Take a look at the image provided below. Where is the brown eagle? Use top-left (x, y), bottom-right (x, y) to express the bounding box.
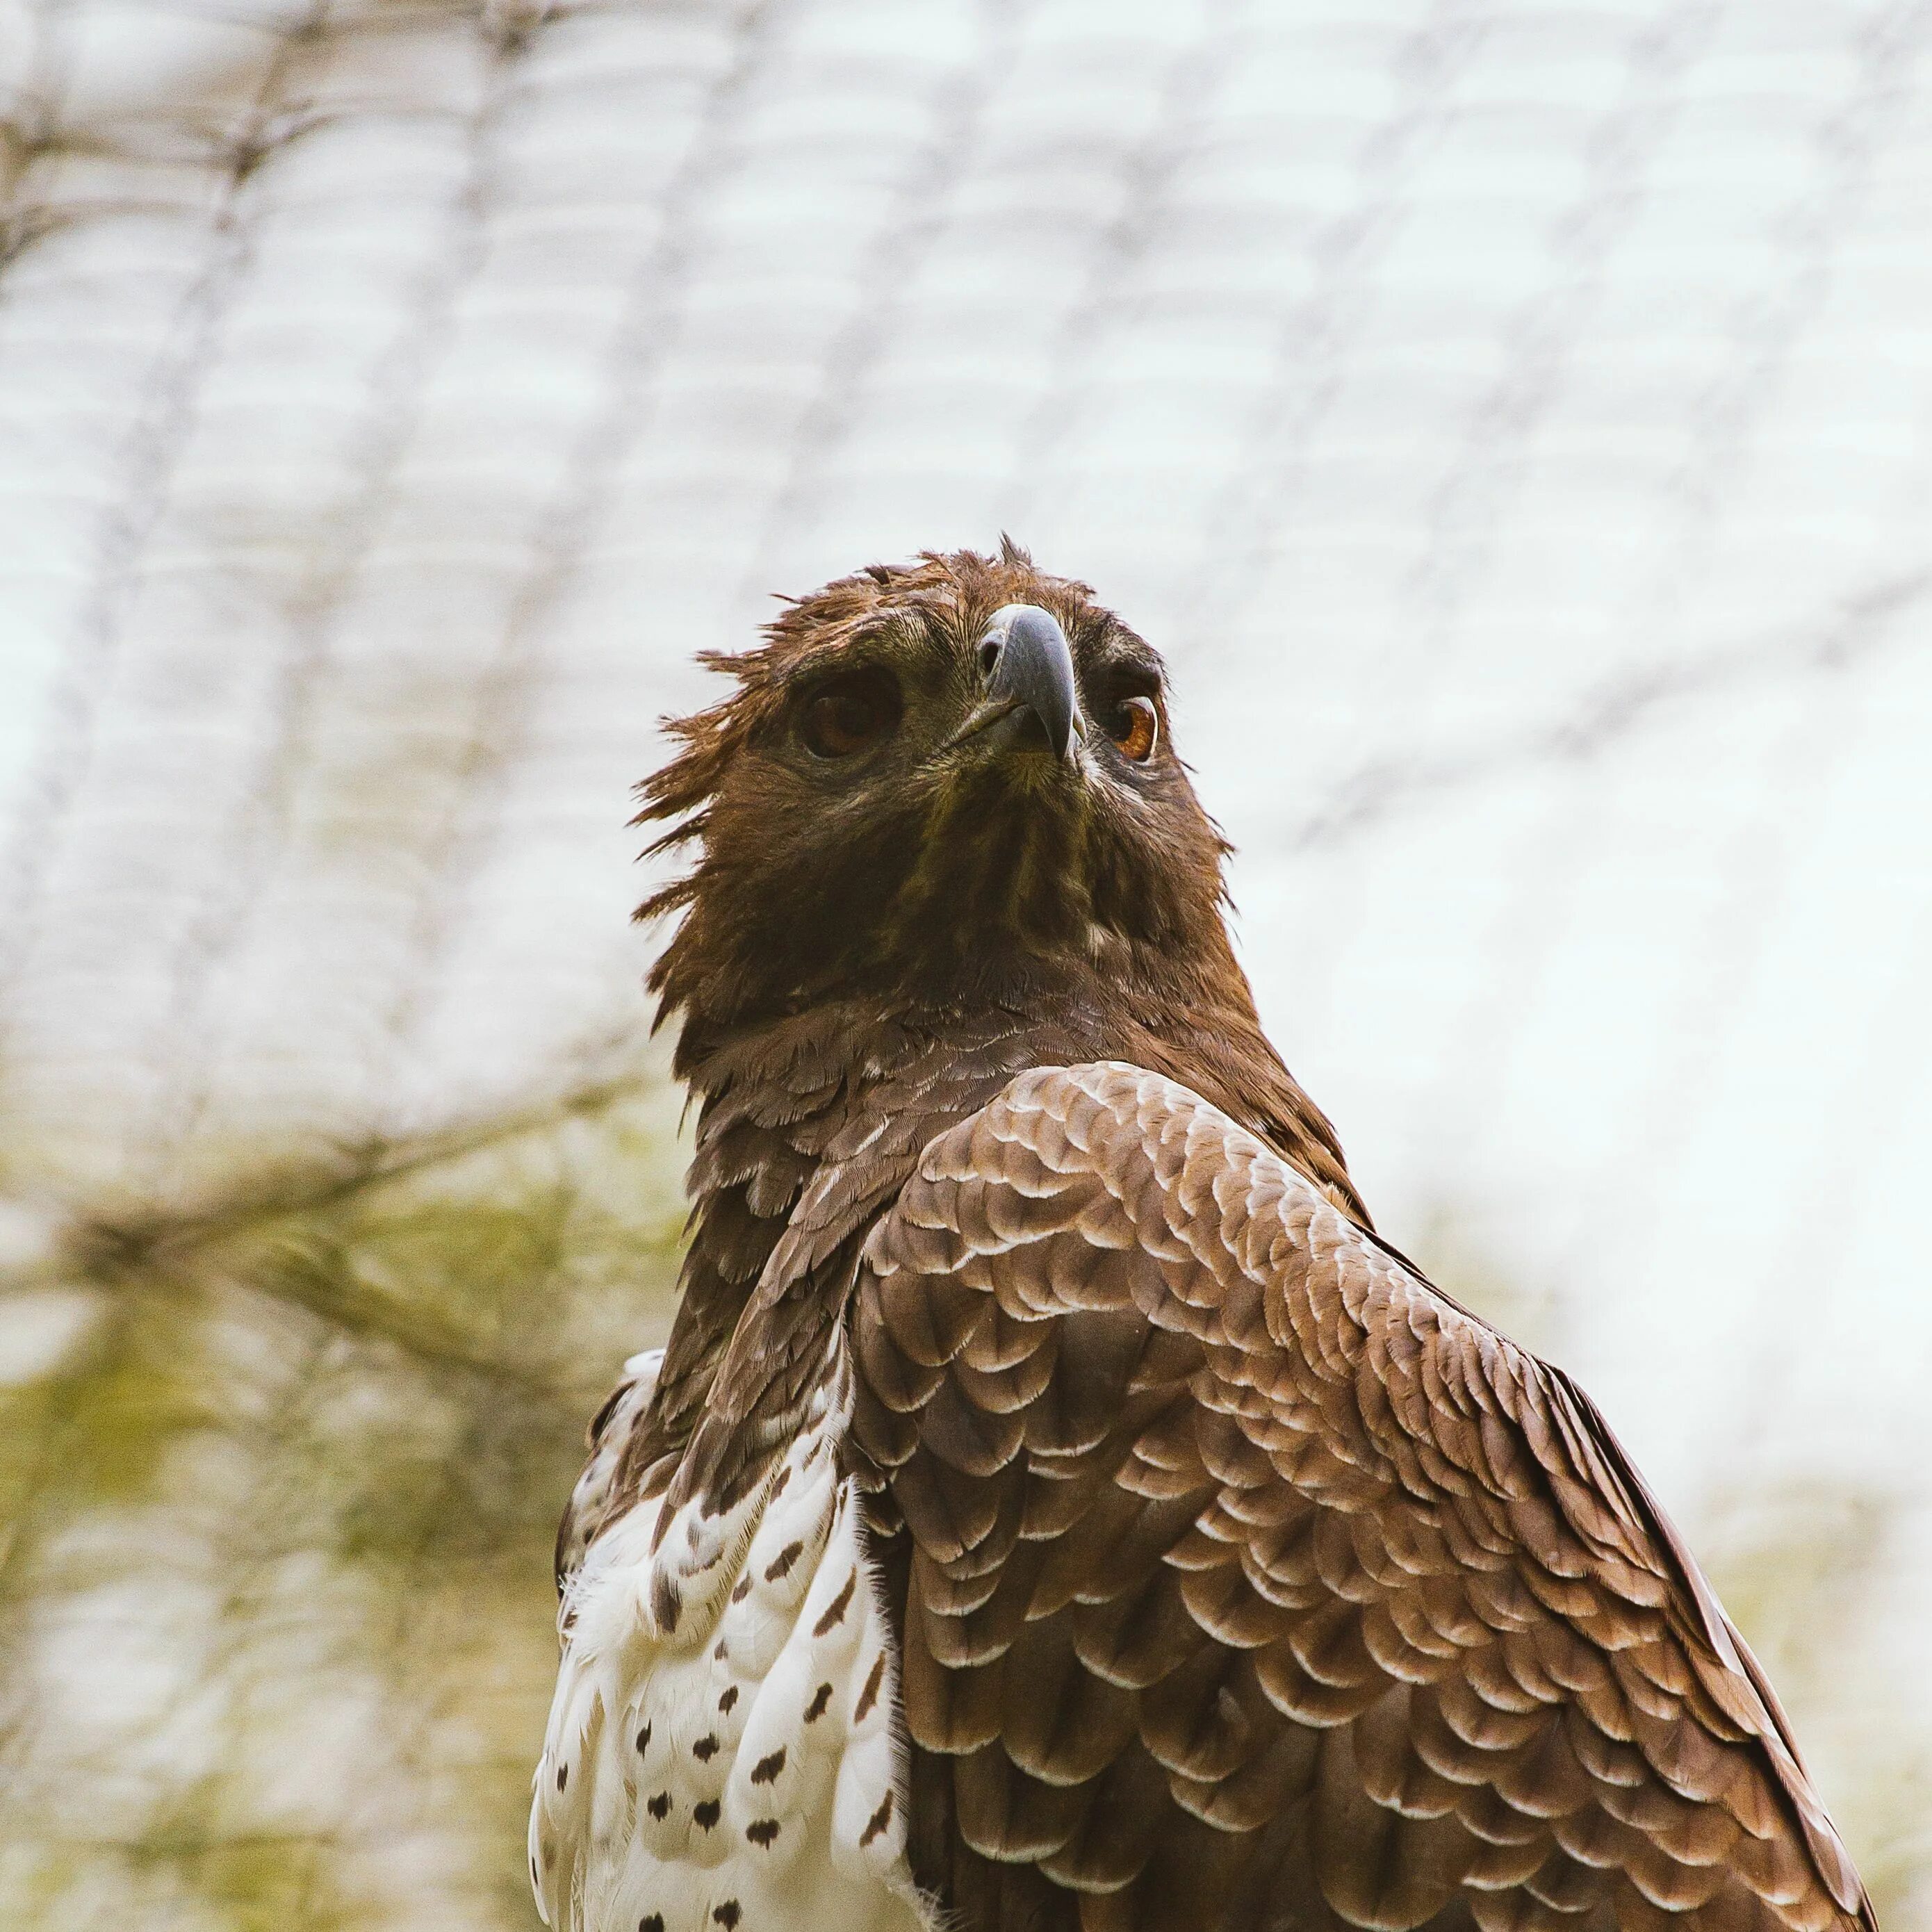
top-left (531, 544), bottom-right (1874, 1932)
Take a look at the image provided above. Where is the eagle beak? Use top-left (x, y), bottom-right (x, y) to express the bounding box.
top-left (951, 604), bottom-right (1086, 763)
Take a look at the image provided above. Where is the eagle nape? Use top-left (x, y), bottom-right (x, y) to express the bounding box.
top-left (532, 544), bottom-right (1876, 1932)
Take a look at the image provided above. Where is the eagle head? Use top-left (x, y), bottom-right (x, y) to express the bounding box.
top-left (637, 543), bottom-right (1244, 1032)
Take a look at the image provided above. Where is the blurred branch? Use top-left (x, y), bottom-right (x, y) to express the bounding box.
top-left (60, 1066), bottom-right (655, 1278)
top-left (31, 1063), bottom-right (667, 1403)
top-left (1285, 568), bottom-right (1931, 851)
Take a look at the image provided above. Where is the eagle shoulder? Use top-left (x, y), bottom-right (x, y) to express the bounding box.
top-left (851, 1059), bottom-right (1874, 1932)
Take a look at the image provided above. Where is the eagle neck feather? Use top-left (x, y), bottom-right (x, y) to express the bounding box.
top-left (617, 972), bottom-right (1365, 1527)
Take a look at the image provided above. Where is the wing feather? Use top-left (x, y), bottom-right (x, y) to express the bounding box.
top-left (854, 1062), bottom-right (1874, 1932)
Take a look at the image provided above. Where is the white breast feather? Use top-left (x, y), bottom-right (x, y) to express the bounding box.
top-left (531, 1352), bottom-right (933, 1932)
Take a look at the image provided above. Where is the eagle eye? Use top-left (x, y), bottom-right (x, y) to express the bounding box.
top-left (798, 667), bottom-right (902, 760)
top-left (1107, 693), bottom-right (1160, 764)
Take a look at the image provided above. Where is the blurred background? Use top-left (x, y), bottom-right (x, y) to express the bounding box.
top-left (1, 0), bottom-right (1929, 1926)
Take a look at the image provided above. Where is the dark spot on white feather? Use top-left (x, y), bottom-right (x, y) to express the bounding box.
top-left (555, 1762), bottom-right (567, 1790)
top-left (694, 1799), bottom-right (721, 1831)
top-left (813, 1571), bottom-right (856, 1635)
top-left (714, 1638), bottom-right (728, 1661)
top-left (730, 1575), bottom-right (751, 1603)
top-left (718, 1685), bottom-right (738, 1714)
top-left (860, 1792), bottom-right (894, 1847)
top-left (747, 1819), bottom-right (780, 1847)
top-left (750, 1747), bottom-right (786, 1785)
top-left (854, 1653), bottom-right (885, 1721)
top-left (651, 1575), bottom-right (681, 1633)
top-left (765, 1540), bottom-right (803, 1582)
top-left (646, 1792), bottom-right (671, 1820)
top-left (805, 1682), bottom-right (833, 1722)
top-left (713, 1906), bottom-right (740, 1929)
top-left (636, 1724), bottom-right (651, 1753)
top-left (641, 1916), bottom-right (664, 1932)
top-left (694, 1734), bottom-right (719, 1762)
top-left (769, 1465), bottom-right (791, 1498)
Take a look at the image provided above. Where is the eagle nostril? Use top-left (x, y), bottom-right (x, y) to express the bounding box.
top-left (977, 639), bottom-right (1001, 680)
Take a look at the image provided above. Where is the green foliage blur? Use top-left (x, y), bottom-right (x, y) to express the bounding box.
top-left (0, 1069), bottom-right (687, 1931)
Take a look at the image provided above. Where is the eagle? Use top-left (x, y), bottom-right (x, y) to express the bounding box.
top-left (531, 544), bottom-right (1874, 1932)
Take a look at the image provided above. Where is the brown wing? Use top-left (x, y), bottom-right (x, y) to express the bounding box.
top-left (851, 1062), bottom-right (1874, 1932)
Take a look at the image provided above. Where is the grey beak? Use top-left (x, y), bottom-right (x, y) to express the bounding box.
top-left (979, 604), bottom-right (1083, 762)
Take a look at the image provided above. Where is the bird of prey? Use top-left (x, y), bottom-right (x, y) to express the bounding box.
top-left (531, 544), bottom-right (1874, 1932)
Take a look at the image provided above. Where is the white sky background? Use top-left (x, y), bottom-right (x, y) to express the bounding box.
top-left (0, 0), bottom-right (1929, 1904)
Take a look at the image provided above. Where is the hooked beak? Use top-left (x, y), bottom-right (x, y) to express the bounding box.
top-left (949, 604), bottom-right (1086, 763)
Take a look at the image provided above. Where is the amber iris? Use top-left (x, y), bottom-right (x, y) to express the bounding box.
top-left (1111, 694), bottom-right (1159, 763)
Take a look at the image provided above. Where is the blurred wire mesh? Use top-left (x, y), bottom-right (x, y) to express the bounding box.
top-left (1, 0), bottom-right (1929, 1926)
